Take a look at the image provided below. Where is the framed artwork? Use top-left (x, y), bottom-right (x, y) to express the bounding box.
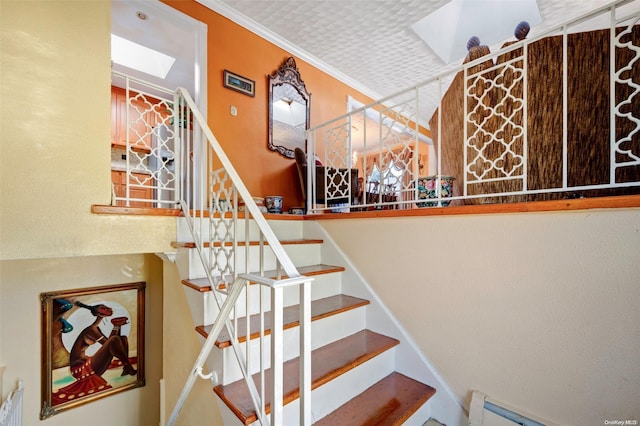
top-left (223, 70), bottom-right (255, 97)
top-left (40, 282), bottom-right (145, 419)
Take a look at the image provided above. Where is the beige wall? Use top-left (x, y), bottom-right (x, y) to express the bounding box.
top-left (319, 208), bottom-right (640, 426)
top-left (0, 254), bottom-right (163, 426)
top-left (162, 260), bottom-right (222, 426)
top-left (0, 0), bottom-right (176, 261)
top-left (0, 2), bottom-right (171, 425)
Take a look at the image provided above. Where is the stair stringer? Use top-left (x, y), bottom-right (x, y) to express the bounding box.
top-left (302, 220), bottom-right (468, 426)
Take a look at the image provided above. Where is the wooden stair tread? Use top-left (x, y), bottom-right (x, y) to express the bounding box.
top-left (314, 372), bottom-right (436, 426)
top-left (182, 264), bottom-right (346, 292)
top-left (171, 238), bottom-right (323, 249)
top-left (196, 294), bottom-right (369, 348)
top-left (214, 330), bottom-right (400, 425)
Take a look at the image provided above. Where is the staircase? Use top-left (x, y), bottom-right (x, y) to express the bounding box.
top-left (172, 214), bottom-right (465, 425)
top-left (145, 86), bottom-right (466, 425)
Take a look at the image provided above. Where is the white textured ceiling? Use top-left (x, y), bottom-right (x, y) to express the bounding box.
top-left (206, 0), bottom-right (632, 99)
top-left (111, 0), bottom-right (200, 96)
top-left (112, 0), bottom-right (640, 117)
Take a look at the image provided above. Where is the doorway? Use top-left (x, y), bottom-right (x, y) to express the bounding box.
top-left (110, 0), bottom-right (207, 208)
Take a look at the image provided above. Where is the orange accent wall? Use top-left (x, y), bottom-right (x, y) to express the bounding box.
top-left (162, 0), bottom-right (375, 210)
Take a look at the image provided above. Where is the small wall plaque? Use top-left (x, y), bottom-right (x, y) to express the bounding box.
top-left (224, 70), bottom-right (255, 97)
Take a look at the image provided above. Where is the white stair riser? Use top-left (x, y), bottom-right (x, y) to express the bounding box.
top-left (215, 395), bottom-right (246, 426)
top-left (177, 217), bottom-right (305, 242)
top-left (185, 244), bottom-right (322, 280)
top-left (241, 348), bottom-right (397, 426)
top-left (205, 307), bottom-right (367, 386)
top-left (182, 285), bottom-right (219, 329)
top-left (405, 389), bottom-right (466, 426)
top-left (173, 247), bottom-right (192, 285)
top-left (403, 398), bottom-right (435, 426)
top-left (188, 272), bottom-right (343, 326)
top-left (307, 349), bottom-right (396, 423)
top-left (291, 273), bottom-right (342, 304)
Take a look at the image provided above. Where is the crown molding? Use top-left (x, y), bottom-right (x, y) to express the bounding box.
top-left (195, 0), bottom-right (382, 101)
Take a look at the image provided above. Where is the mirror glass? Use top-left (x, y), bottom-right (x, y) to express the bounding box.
top-left (268, 57), bottom-right (311, 158)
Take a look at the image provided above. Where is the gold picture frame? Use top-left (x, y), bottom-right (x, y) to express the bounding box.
top-left (40, 282), bottom-right (145, 419)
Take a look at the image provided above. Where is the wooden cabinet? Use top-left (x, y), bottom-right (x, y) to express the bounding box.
top-left (111, 170), bottom-right (153, 207)
top-left (111, 86), bottom-right (157, 151)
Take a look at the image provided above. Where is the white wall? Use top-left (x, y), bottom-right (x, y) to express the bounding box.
top-left (319, 208), bottom-right (640, 426)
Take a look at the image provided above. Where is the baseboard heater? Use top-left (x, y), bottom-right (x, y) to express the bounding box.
top-left (469, 391), bottom-right (551, 426)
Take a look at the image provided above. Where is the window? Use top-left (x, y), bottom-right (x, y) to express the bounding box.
top-left (368, 161), bottom-right (404, 195)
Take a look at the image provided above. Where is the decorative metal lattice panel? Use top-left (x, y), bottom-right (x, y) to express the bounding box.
top-left (465, 57), bottom-right (525, 186)
top-left (322, 120), bottom-right (353, 203)
top-left (208, 168), bottom-right (237, 286)
top-left (127, 92), bottom-right (177, 205)
top-left (613, 18), bottom-right (640, 180)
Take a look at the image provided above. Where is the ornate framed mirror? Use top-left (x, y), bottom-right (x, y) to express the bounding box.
top-left (268, 57), bottom-right (311, 159)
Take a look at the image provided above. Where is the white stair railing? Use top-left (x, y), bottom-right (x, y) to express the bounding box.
top-left (307, 0), bottom-right (640, 213)
top-left (167, 87), bottom-right (313, 425)
top-left (110, 74), bottom-right (314, 423)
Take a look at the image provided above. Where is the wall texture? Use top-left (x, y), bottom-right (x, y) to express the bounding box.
top-left (0, 254), bottom-right (163, 426)
top-left (0, 1), bottom-right (168, 424)
top-left (0, 0), bottom-right (176, 261)
top-left (162, 260), bottom-right (222, 426)
top-left (319, 208), bottom-right (640, 425)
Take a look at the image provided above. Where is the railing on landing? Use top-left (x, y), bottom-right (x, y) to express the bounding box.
top-left (306, 0), bottom-right (640, 214)
top-left (111, 74), bottom-right (314, 424)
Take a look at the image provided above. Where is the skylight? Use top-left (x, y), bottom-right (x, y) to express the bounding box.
top-left (411, 0), bottom-right (542, 64)
top-left (111, 34), bottom-right (176, 79)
